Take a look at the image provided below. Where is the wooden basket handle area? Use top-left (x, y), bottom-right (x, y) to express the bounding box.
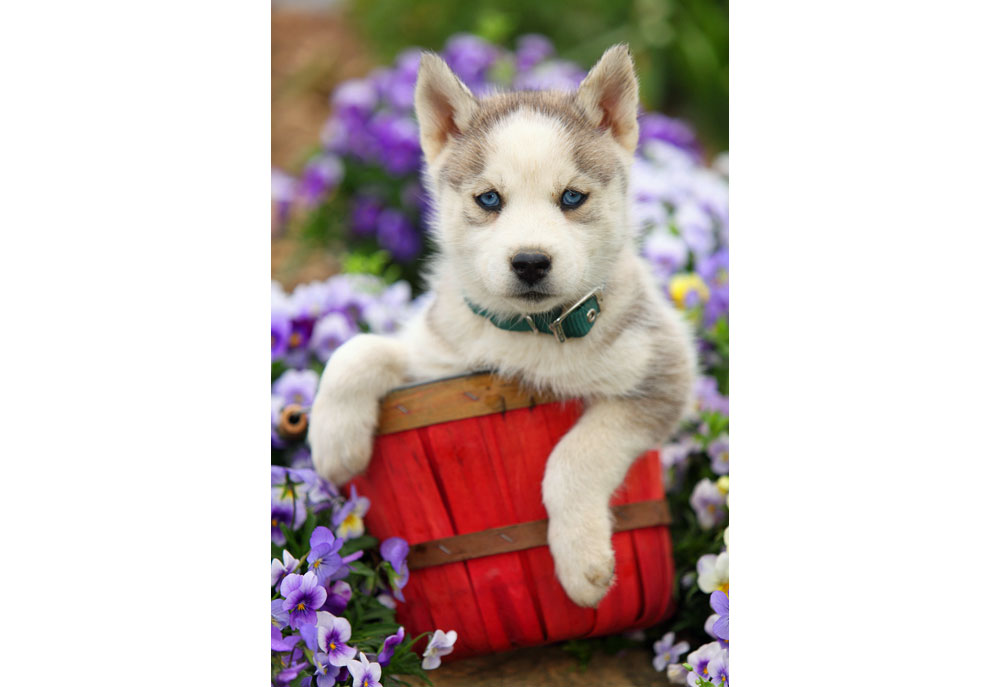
top-left (407, 500), bottom-right (671, 570)
top-left (375, 371), bottom-right (558, 435)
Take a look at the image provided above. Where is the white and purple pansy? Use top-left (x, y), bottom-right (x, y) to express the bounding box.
top-left (421, 629), bottom-right (457, 670)
top-left (315, 611), bottom-right (358, 667)
top-left (280, 571), bottom-right (328, 630)
top-left (346, 652), bottom-right (382, 687)
top-left (653, 631), bottom-right (691, 673)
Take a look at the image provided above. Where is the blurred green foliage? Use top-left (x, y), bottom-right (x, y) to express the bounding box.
top-left (345, 0), bottom-right (728, 150)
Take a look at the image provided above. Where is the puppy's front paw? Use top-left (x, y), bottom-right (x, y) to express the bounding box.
top-left (548, 518), bottom-right (616, 607)
top-left (307, 392), bottom-right (378, 486)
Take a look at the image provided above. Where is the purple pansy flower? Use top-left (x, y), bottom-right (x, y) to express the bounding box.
top-left (643, 228), bottom-right (689, 278)
top-left (422, 629), bottom-right (457, 670)
top-left (691, 478), bottom-right (727, 530)
top-left (639, 112), bottom-right (701, 159)
top-left (310, 650), bottom-right (335, 687)
top-left (271, 549), bottom-right (299, 587)
top-left (698, 248), bottom-right (729, 287)
top-left (322, 579), bottom-right (352, 616)
top-left (696, 376), bottom-right (729, 416)
top-left (710, 590), bottom-right (729, 641)
top-left (333, 78), bottom-right (378, 119)
top-left (271, 598), bottom-right (290, 628)
top-left (272, 368), bottom-right (319, 408)
top-left (334, 485), bottom-right (371, 539)
top-left (271, 625), bottom-right (300, 653)
top-left (708, 436), bottom-right (729, 475)
top-left (380, 537), bottom-right (410, 602)
top-left (274, 658), bottom-right (308, 686)
top-left (289, 446), bottom-right (314, 471)
top-left (290, 280), bottom-right (329, 321)
top-left (315, 611), bottom-right (358, 667)
top-left (310, 311), bottom-right (356, 363)
top-left (375, 208), bottom-right (421, 261)
top-left (325, 273), bottom-right (378, 322)
top-left (300, 154), bottom-right (344, 206)
top-left (347, 652), bottom-right (383, 687)
top-left (271, 497), bottom-right (305, 546)
top-left (271, 465), bottom-right (316, 490)
top-left (514, 34), bottom-right (554, 72)
top-left (272, 302), bottom-right (292, 359)
top-left (708, 649), bottom-right (729, 685)
top-left (686, 642), bottom-right (724, 687)
top-left (306, 646), bottom-right (351, 687)
top-left (376, 626), bottom-right (405, 666)
top-left (307, 527), bottom-right (354, 584)
top-left (514, 59), bottom-right (586, 91)
top-left (675, 200), bottom-right (715, 259)
top-left (271, 468), bottom-right (316, 532)
top-left (308, 474), bottom-right (340, 507)
top-left (281, 571), bottom-right (328, 630)
top-left (698, 248), bottom-right (729, 324)
top-left (442, 34), bottom-right (499, 92)
top-left (659, 436), bottom-right (697, 491)
top-left (369, 113), bottom-right (422, 175)
top-left (379, 49), bottom-right (421, 110)
top-left (653, 631), bottom-right (690, 672)
top-left (362, 281), bottom-right (413, 334)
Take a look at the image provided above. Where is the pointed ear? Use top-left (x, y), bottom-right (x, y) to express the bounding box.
top-left (575, 44), bottom-right (640, 153)
top-left (414, 53), bottom-right (478, 163)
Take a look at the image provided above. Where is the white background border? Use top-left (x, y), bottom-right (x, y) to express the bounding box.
top-left (3, 1), bottom-right (999, 683)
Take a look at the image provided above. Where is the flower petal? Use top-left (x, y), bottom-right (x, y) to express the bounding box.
top-left (311, 526), bottom-right (336, 549)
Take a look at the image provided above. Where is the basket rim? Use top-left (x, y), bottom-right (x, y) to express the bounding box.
top-left (377, 371), bottom-right (561, 435)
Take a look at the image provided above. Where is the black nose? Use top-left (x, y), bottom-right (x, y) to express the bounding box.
top-left (511, 251), bottom-right (551, 285)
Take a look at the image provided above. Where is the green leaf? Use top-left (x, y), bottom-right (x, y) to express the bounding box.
top-left (341, 534), bottom-right (379, 557)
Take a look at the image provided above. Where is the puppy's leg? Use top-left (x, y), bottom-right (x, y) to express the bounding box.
top-left (307, 333), bottom-right (410, 485)
top-left (542, 394), bottom-right (687, 607)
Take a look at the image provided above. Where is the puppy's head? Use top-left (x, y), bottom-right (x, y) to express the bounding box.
top-left (415, 45), bottom-right (639, 316)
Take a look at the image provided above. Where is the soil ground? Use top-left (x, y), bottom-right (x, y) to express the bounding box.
top-left (430, 645), bottom-right (666, 686)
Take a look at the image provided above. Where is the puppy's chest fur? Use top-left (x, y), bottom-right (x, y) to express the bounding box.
top-left (408, 254), bottom-right (679, 401)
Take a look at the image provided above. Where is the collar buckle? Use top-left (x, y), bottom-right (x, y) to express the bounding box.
top-left (549, 287), bottom-right (604, 343)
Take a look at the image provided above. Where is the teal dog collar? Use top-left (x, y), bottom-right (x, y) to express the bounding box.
top-left (467, 288), bottom-right (604, 342)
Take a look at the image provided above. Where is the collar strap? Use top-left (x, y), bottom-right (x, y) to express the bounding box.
top-left (466, 288), bottom-right (604, 342)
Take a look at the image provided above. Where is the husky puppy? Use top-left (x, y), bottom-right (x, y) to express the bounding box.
top-left (308, 45), bottom-right (696, 607)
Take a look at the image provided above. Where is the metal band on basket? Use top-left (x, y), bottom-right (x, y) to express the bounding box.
top-left (406, 499), bottom-right (671, 571)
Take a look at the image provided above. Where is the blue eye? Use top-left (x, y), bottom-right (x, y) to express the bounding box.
top-left (561, 189), bottom-right (587, 209)
top-left (475, 191), bottom-right (502, 210)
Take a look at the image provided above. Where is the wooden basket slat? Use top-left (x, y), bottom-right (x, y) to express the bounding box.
top-left (379, 431), bottom-right (493, 654)
top-left (510, 401), bottom-right (597, 640)
top-left (589, 461), bottom-right (644, 637)
top-left (422, 419), bottom-right (543, 653)
top-left (473, 411), bottom-right (559, 645)
top-left (467, 415), bottom-right (548, 650)
top-left (628, 452), bottom-right (674, 629)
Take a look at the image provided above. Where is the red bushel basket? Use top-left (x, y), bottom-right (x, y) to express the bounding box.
top-left (345, 372), bottom-right (675, 660)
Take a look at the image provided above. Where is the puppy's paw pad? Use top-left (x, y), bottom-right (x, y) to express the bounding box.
top-left (554, 547), bottom-right (616, 608)
top-left (585, 558), bottom-right (616, 588)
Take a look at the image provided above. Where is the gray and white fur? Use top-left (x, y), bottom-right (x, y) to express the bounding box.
top-left (308, 45), bottom-right (697, 607)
